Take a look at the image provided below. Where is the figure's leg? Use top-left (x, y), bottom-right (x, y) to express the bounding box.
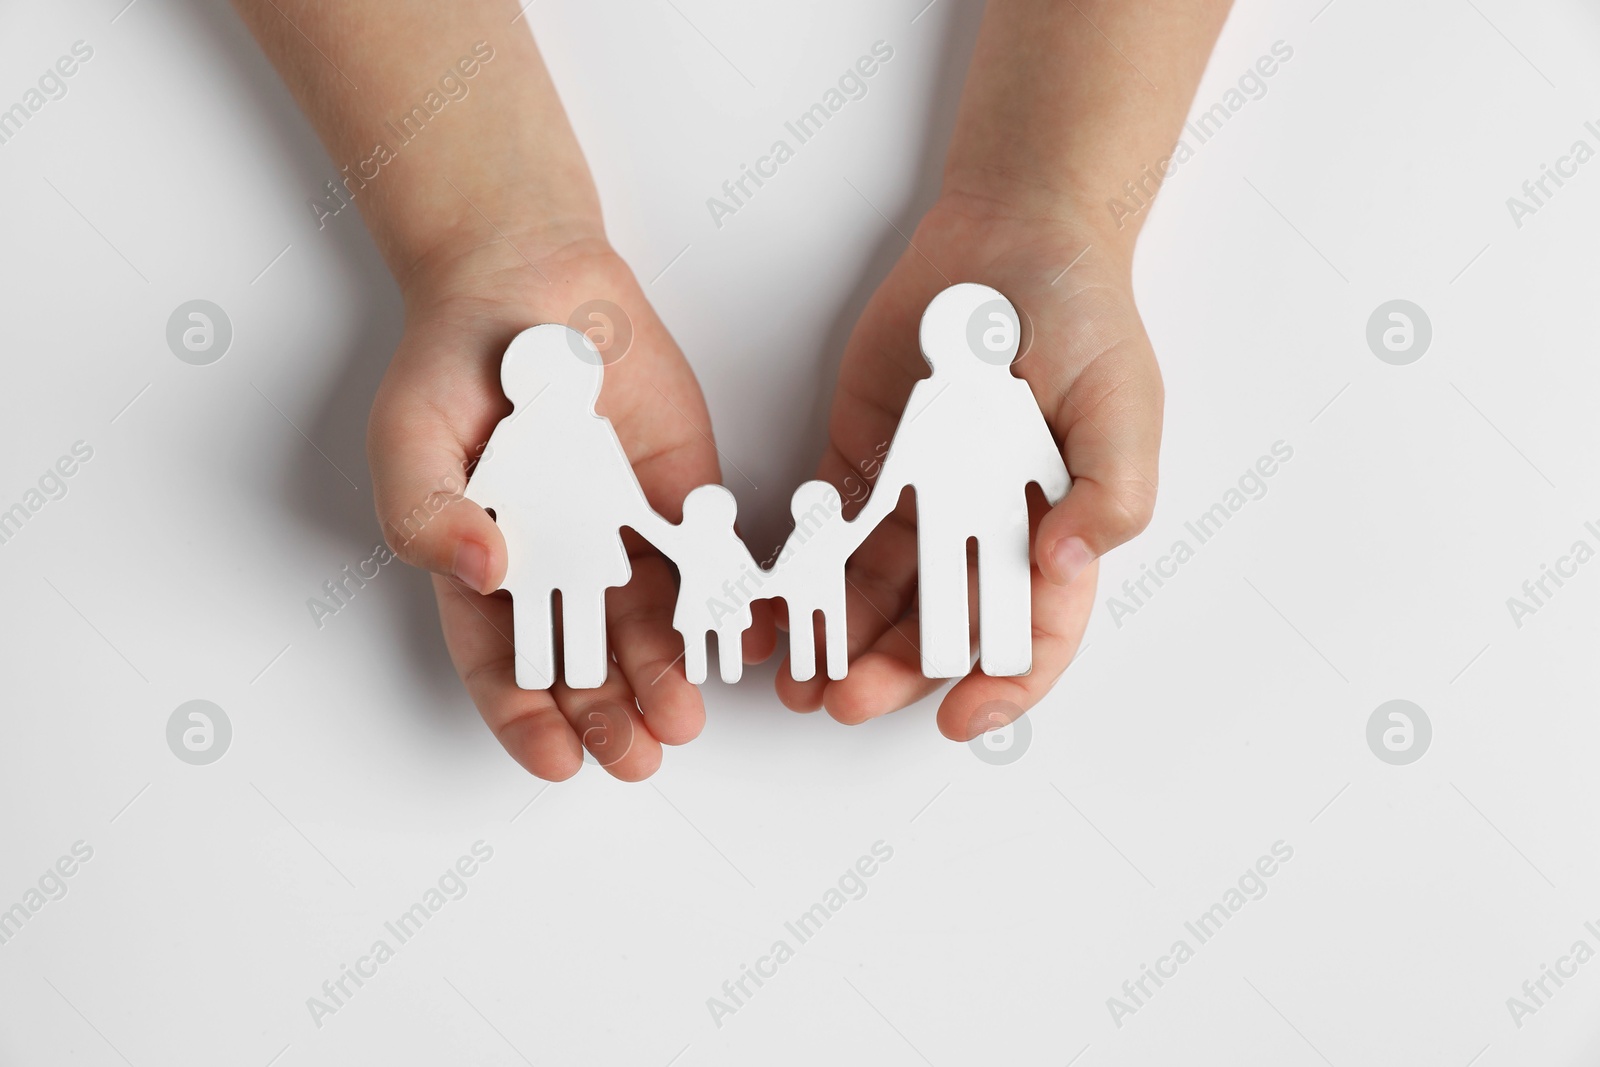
top-left (918, 533), bottom-right (971, 678)
top-left (788, 603), bottom-right (817, 682)
top-left (715, 626), bottom-right (744, 684)
top-left (561, 587), bottom-right (608, 689)
top-left (512, 588), bottom-right (556, 690)
top-left (977, 520), bottom-right (1033, 676)
top-left (681, 629), bottom-right (708, 685)
top-left (823, 589), bottom-right (849, 680)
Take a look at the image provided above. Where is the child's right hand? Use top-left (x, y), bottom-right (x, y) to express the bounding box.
top-left (368, 232), bottom-right (770, 781)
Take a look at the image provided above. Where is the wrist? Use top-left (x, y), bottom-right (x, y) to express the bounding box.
top-left (923, 181), bottom-right (1137, 277)
top-left (397, 214), bottom-right (611, 317)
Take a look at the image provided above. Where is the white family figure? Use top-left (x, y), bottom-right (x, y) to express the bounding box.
top-left (765, 480), bottom-right (873, 681)
top-left (465, 324), bottom-right (678, 690)
top-left (670, 484), bottom-right (762, 684)
top-left (824, 282), bottom-right (1069, 677)
top-left (469, 282), bottom-right (1068, 691)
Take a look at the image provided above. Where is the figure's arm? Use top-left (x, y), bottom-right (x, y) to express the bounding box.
top-left (836, 386), bottom-right (920, 549)
top-left (624, 504), bottom-right (683, 559)
top-left (602, 428), bottom-right (684, 556)
top-left (840, 463), bottom-right (907, 556)
top-left (461, 433), bottom-right (503, 513)
top-left (1034, 455), bottom-right (1070, 507)
top-left (1019, 385), bottom-right (1070, 505)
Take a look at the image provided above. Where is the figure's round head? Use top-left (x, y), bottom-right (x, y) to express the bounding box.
top-left (500, 324), bottom-right (604, 408)
top-left (919, 282), bottom-right (1020, 375)
top-left (682, 484), bottom-right (739, 528)
top-left (789, 480), bottom-right (841, 523)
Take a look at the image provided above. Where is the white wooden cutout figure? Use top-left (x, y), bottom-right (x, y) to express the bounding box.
top-left (835, 282), bottom-right (1069, 677)
top-left (766, 480), bottom-right (873, 681)
top-left (670, 484), bottom-right (763, 685)
top-left (469, 283), bottom-right (1067, 690)
top-left (465, 324), bottom-right (679, 690)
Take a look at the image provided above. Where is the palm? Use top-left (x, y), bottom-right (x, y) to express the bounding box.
top-left (775, 200), bottom-right (1162, 739)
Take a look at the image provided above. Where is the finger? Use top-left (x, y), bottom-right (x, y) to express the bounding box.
top-left (936, 558), bottom-right (1098, 741)
top-left (432, 575), bottom-right (582, 782)
top-left (608, 557), bottom-right (705, 746)
top-left (552, 663), bottom-right (663, 783)
top-left (819, 613), bottom-right (940, 725)
top-left (1034, 338), bottom-right (1163, 587)
top-left (743, 599), bottom-right (778, 665)
top-left (820, 538), bottom-right (982, 724)
top-left (370, 382), bottom-right (507, 595)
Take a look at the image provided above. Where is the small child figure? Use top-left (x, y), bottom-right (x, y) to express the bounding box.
top-left (769, 480), bottom-right (873, 682)
top-left (671, 485), bottom-right (767, 684)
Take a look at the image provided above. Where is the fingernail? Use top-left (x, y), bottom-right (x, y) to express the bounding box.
top-left (1050, 536), bottom-right (1094, 585)
top-left (453, 541), bottom-right (490, 594)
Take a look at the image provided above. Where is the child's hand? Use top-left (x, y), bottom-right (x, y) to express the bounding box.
top-left (775, 194), bottom-right (1161, 739)
top-left (231, 0), bottom-right (800, 780)
top-left (371, 235), bottom-right (772, 780)
top-left (769, 0), bottom-right (1235, 739)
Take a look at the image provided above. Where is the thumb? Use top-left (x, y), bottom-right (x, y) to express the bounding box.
top-left (1035, 354), bottom-right (1163, 586)
top-left (368, 391), bottom-right (507, 595)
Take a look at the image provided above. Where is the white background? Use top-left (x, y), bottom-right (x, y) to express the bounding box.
top-left (2, 0), bottom-right (1598, 1064)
